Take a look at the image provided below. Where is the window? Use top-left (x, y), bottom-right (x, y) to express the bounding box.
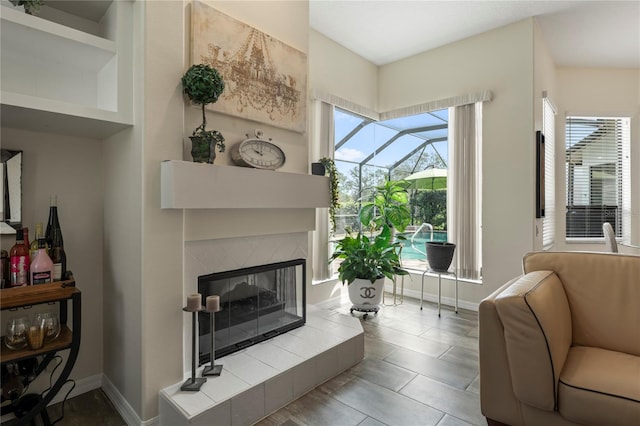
top-left (311, 91), bottom-right (490, 283)
top-left (565, 116), bottom-right (631, 239)
top-left (542, 96), bottom-right (556, 248)
top-left (331, 107), bottom-right (451, 272)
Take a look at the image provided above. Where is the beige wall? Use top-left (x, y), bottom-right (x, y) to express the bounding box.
top-left (379, 19), bottom-right (536, 302)
top-left (0, 127), bottom-right (105, 385)
top-left (309, 29), bottom-right (379, 112)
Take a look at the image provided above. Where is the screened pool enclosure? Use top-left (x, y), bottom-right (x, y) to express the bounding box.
top-left (332, 107), bottom-right (450, 265)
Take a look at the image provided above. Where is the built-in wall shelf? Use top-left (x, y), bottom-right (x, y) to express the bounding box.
top-left (161, 161), bottom-right (331, 209)
top-left (0, 1), bottom-right (133, 138)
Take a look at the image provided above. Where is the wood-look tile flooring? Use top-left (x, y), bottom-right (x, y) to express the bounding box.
top-left (258, 295), bottom-right (482, 426)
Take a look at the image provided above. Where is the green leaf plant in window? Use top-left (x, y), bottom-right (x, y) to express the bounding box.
top-left (181, 64), bottom-right (226, 164)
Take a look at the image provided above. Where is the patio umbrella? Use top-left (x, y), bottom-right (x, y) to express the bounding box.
top-left (404, 168), bottom-right (447, 190)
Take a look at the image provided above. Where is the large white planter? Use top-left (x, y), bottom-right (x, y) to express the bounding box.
top-left (348, 277), bottom-right (385, 312)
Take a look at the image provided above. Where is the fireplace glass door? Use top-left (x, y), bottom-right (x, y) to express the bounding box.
top-left (198, 259), bottom-right (305, 363)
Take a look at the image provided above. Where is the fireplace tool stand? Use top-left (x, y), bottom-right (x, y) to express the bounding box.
top-left (202, 311), bottom-right (223, 376)
top-left (181, 309), bottom-right (206, 391)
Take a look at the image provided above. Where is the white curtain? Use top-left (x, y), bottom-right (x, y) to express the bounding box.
top-left (449, 103), bottom-right (482, 280)
top-left (311, 100), bottom-right (334, 281)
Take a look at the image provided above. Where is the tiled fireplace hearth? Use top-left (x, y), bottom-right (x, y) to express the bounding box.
top-left (158, 233), bottom-right (364, 425)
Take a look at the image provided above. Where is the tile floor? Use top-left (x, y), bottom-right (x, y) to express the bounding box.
top-left (258, 296), bottom-right (482, 426)
top-left (48, 294), bottom-right (482, 425)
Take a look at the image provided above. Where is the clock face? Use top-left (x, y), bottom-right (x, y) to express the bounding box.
top-left (237, 138), bottom-right (286, 170)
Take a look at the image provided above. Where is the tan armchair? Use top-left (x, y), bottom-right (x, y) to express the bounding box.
top-left (479, 252), bottom-right (640, 426)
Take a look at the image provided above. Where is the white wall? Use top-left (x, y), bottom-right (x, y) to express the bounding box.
top-left (0, 127), bottom-right (105, 386)
top-left (554, 67), bottom-right (640, 249)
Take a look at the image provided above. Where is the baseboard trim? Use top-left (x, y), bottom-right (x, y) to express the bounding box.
top-left (102, 374), bottom-right (159, 426)
top-left (48, 373), bottom-right (102, 406)
top-left (384, 284), bottom-right (479, 311)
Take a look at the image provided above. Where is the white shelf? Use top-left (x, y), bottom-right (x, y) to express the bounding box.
top-left (0, 1), bottom-right (132, 138)
top-left (1, 91), bottom-right (132, 138)
top-left (0, 6), bottom-right (116, 54)
top-left (161, 161), bottom-right (331, 209)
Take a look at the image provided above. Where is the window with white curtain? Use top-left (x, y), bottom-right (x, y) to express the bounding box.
top-left (565, 116), bottom-right (630, 240)
top-left (542, 96), bottom-right (556, 249)
top-left (310, 91), bottom-right (490, 282)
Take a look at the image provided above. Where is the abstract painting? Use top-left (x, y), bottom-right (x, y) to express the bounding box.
top-left (191, 1), bottom-right (307, 133)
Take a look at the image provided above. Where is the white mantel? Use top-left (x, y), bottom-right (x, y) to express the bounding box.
top-left (161, 161), bottom-right (330, 209)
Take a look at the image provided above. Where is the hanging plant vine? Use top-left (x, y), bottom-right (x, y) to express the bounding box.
top-left (319, 157), bottom-right (340, 234)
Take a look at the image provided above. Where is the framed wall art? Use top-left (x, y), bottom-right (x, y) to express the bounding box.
top-left (191, 1), bottom-right (307, 133)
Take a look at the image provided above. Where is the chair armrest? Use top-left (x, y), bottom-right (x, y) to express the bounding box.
top-left (494, 270), bottom-right (572, 412)
top-left (479, 278), bottom-right (526, 425)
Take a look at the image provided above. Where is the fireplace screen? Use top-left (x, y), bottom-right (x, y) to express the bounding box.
top-left (198, 259), bottom-right (305, 363)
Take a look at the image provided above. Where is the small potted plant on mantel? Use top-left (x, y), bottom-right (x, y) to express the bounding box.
top-left (181, 64), bottom-right (226, 164)
top-left (9, 0), bottom-right (44, 15)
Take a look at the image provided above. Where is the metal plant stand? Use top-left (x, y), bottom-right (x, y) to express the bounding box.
top-left (420, 269), bottom-right (458, 317)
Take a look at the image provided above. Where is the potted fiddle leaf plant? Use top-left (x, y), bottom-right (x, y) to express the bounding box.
top-left (181, 64), bottom-right (225, 164)
top-left (359, 179), bottom-right (412, 239)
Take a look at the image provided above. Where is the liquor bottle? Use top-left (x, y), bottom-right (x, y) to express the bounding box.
top-left (30, 223), bottom-right (47, 261)
top-left (50, 228), bottom-right (66, 281)
top-left (1, 250), bottom-right (9, 289)
top-left (30, 239), bottom-right (53, 285)
top-left (45, 195), bottom-right (63, 254)
top-left (9, 228), bottom-right (30, 287)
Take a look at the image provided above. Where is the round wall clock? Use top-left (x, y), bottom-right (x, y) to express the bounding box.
top-left (230, 131), bottom-right (286, 170)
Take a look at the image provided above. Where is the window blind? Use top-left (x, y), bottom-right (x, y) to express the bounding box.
top-left (542, 97), bottom-right (556, 249)
top-left (565, 116), bottom-right (630, 239)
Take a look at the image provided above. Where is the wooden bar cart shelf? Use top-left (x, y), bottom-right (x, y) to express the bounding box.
top-left (0, 278), bottom-right (81, 425)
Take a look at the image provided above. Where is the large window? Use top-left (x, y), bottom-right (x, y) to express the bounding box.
top-left (332, 107), bottom-right (450, 270)
top-left (565, 116), bottom-right (631, 239)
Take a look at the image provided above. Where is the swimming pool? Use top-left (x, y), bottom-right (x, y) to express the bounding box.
top-left (399, 230), bottom-right (448, 260)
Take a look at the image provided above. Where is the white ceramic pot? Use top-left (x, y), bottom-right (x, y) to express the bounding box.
top-left (348, 277), bottom-right (385, 311)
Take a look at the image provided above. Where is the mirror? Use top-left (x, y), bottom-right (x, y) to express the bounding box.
top-left (1, 149), bottom-right (22, 234)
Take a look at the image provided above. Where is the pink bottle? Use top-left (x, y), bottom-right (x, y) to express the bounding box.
top-left (30, 239), bottom-right (54, 285)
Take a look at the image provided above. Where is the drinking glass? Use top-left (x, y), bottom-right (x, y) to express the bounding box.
top-left (26, 319), bottom-right (46, 350)
top-left (34, 312), bottom-right (60, 342)
top-left (5, 317), bottom-right (30, 350)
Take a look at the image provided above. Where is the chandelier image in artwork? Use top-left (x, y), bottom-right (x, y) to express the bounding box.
top-left (191, 2), bottom-right (307, 132)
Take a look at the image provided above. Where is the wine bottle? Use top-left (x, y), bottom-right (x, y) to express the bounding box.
top-left (45, 195), bottom-right (63, 254)
top-left (9, 228), bottom-right (30, 287)
top-left (30, 223), bottom-right (47, 261)
top-left (22, 227), bottom-right (30, 255)
top-left (50, 228), bottom-right (66, 281)
top-left (30, 239), bottom-right (53, 285)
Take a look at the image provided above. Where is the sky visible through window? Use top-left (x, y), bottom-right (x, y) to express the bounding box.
top-left (334, 108), bottom-right (449, 179)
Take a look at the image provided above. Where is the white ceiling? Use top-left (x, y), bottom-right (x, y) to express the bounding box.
top-left (310, 0), bottom-right (640, 68)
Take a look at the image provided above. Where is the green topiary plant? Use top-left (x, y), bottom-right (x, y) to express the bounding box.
top-left (10, 0), bottom-right (44, 15)
top-left (319, 157), bottom-right (340, 234)
top-left (181, 64), bottom-right (226, 163)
